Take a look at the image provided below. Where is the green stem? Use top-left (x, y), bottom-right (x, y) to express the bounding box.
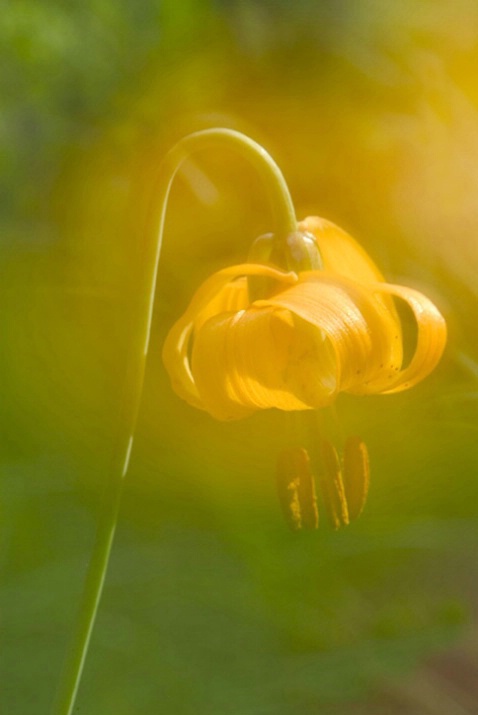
top-left (162, 128), bottom-right (298, 242)
top-left (52, 128), bottom-right (297, 715)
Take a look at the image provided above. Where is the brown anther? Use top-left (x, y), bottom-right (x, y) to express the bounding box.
top-left (277, 448), bottom-right (319, 530)
top-left (320, 440), bottom-right (350, 529)
top-left (342, 436), bottom-right (370, 521)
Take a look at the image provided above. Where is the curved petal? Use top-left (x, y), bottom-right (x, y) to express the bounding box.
top-left (255, 274), bottom-right (403, 397)
top-left (192, 307), bottom-right (320, 420)
top-left (188, 311), bottom-right (257, 420)
top-left (162, 263), bottom-right (297, 411)
top-left (369, 283), bottom-right (447, 394)
top-left (194, 275), bottom-right (249, 332)
top-left (299, 216), bottom-right (385, 283)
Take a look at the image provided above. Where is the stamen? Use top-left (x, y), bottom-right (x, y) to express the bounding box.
top-left (276, 436), bottom-right (370, 531)
top-left (320, 439), bottom-right (350, 529)
top-left (343, 436), bottom-right (370, 520)
top-left (277, 447), bottom-right (319, 530)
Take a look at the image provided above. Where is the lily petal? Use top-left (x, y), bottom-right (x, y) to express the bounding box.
top-left (162, 263), bottom-right (297, 411)
top-left (370, 282), bottom-right (447, 394)
top-left (299, 216), bottom-right (386, 283)
top-left (194, 276), bottom-right (249, 332)
top-left (256, 273), bottom-right (403, 398)
top-left (192, 307), bottom-right (318, 420)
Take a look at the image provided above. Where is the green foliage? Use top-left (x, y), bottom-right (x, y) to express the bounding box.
top-left (0, 0), bottom-right (219, 222)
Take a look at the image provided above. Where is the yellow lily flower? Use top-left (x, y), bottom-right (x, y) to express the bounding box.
top-left (158, 129), bottom-right (447, 530)
top-left (162, 216), bottom-right (447, 423)
top-left (163, 215), bottom-right (447, 530)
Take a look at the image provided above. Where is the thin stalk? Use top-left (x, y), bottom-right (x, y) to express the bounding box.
top-left (52, 128), bottom-right (297, 715)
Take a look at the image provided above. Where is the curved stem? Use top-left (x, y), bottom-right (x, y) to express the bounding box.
top-left (52, 128), bottom-right (297, 715)
top-left (161, 128), bottom-right (297, 243)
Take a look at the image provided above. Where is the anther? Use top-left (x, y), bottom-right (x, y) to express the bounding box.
top-left (342, 436), bottom-right (370, 521)
top-left (320, 440), bottom-right (350, 529)
top-left (277, 447), bottom-right (319, 530)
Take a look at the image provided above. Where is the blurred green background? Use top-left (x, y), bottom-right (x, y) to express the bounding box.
top-left (2, 1), bottom-right (478, 713)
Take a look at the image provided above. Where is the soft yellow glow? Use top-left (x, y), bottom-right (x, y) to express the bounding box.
top-left (163, 217), bottom-right (447, 421)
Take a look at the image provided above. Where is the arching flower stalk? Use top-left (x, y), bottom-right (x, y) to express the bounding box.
top-left (55, 127), bottom-right (446, 715)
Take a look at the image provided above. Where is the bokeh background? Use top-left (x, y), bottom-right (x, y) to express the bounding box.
top-left (2, 1), bottom-right (478, 713)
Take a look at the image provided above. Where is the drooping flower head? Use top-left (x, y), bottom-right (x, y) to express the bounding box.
top-left (160, 130), bottom-right (446, 530)
top-left (163, 216), bottom-right (446, 529)
top-left (163, 217), bottom-right (446, 419)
